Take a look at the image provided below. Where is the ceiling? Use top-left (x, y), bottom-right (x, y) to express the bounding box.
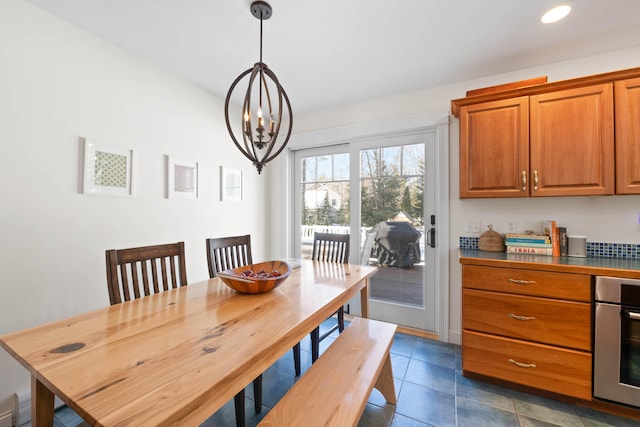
top-left (23, 0), bottom-right (640, 115)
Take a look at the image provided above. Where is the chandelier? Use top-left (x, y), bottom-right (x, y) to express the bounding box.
top-left (224, 0), bottom-right (293, 174)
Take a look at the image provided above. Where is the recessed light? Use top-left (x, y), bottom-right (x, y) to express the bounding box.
top-left (541, 2), bottom-right (575, 24)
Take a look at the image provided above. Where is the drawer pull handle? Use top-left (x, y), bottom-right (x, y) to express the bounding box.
top-left (508, 358), bottom-right (536, 369)
top-left (508, 279), bottom-right (536, 285)
top-left (508, 313), bottom-right (536, 321)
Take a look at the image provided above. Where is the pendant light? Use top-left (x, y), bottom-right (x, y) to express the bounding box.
top-left (224, 0), bottom-right (293, 174)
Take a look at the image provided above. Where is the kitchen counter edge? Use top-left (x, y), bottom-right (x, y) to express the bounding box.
top-left (459, 249), bottom-right (640, 279)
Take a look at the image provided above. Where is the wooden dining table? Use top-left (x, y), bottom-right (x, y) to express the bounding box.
top-left (0, 260), bottom-right (376, 426)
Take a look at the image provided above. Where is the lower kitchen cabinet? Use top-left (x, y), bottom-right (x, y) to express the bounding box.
top-left (461, 264), bottom-right (592, 400)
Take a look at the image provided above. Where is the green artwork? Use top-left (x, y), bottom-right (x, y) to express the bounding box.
top-left (94, 151), bottom-right (127, 188)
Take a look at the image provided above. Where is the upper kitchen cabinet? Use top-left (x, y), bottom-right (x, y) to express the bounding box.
top-left (529, 84), bottom-right (614, 197)
top-left (452, 67), bottom-right (640, 199)
top-left (459, 97), bottom-right (529, 198)
top-left (615, 77), bottom-right (640, 194)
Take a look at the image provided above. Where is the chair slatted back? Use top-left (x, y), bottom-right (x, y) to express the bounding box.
top-left (105, 242), bottom-right (187, 305)
top-left (311, 232), bottom-right (350, 264)
top-left (206, 235), bottom-right (253, 278)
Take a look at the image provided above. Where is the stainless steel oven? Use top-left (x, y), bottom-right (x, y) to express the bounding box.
top-left (594, 276), bottom-right (640, 407)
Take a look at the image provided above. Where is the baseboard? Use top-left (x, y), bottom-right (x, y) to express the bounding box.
top-left (448, 330), bottom-right (461, 345)
top-left (0, 412), bottom-right (12, 427)
top-left (0, 395), bottom-right (15, 427)
top-left (396, 325), bottom-right (438, 340)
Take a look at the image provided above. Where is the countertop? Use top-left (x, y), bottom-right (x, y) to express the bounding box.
top-left (459, 249), bottom-right (640, 278)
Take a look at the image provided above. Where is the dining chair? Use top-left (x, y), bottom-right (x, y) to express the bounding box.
top-left (206, 234), bottom-right (254, 279)
top-left (106, 241), bottom-right (247, 427)
top-left (206, 235), bottom-right (302, 423)
top-left (310, 232), bottom-right (350, 362)
top-left (105, 241), bottom-right (187, 304)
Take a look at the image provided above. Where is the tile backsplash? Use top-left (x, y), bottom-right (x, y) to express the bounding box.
top-left (459, 237), bottom-right (640, 259)
top-left (459, 237), bottom-right (479, 250)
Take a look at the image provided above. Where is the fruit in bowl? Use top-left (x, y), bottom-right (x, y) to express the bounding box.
top-left (218, 260), bottom-right (291, 294)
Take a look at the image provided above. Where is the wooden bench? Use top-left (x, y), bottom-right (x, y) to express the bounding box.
top-left (258, 317), bottom-right (397, 427)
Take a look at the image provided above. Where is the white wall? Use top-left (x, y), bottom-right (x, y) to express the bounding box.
top-left (278, 46), bottom-right (640, 344)
top-left (0, 0), bottom-right (269, 403)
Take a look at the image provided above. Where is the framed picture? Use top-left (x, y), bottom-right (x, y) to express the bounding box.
top-left (168, 156), bottom-right (199, 199)
top-left (221, 167), bottom-right (243, 202)
top-left (83, 138), bottom-right (134, 197)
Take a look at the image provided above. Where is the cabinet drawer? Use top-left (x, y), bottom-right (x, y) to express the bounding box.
top-left (463, 289), bottom-right (591, 350)
top-left (462, 330), bottom-right (592, 400)
top-left (462, 265), bottom-right (591, 301)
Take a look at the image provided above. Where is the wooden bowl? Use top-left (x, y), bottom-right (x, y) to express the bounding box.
top-left (219, 260), bottom-right (291, 294)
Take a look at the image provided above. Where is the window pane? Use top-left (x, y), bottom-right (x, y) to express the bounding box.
top-left (333, 153), bottom-right (349, 180)
top-left (361, 149), bottom-right (378, 178)
top-left (317, 156), bottom-right (331, 182)
top-left (382, 146), bottom-right (401, 176)
top-left (359, 142), bottom-right (426, 309)
top-left (300, 152), bottom-right (350, 259)
top-left (302, 157), bottom-right (316, 182)
top-left (402, 144), bottom-right (424, 176)
top-left (302, 183), bottom-right (317, 223)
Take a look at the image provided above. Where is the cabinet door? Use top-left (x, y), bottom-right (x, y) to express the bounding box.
top-left (459, 97), bottom-right (529, 198)
top-left (530, 84), bottom-right (614, 196)
top-left (615, 77), bottom-right (640, 194)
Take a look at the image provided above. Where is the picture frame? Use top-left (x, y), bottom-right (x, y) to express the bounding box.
top-left (168, 156), bottom-right (199, 199)
top-left (83, 138), bottom-right (134, 197)
top-left (220, 167), bottom-right (243, 202)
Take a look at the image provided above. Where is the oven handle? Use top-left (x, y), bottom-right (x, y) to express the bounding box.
top-left (622, 309), bottom-right (640, 320)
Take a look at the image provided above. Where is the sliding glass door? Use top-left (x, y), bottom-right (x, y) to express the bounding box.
top-left (292, 129), bottom-right (437, 331)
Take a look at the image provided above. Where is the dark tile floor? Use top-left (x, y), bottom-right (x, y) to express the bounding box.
top-left (52, 318), bottom-right (639, 427)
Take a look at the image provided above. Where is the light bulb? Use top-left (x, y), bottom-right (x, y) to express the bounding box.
top-left (257, 106), bottom-right (264, 128)
top-left (541, 4), bottom-right (573, 24)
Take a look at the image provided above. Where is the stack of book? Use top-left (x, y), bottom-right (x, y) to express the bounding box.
top-left (505, 233), bottom-right (552, 255)
top-left (542, 219), bottom-right (567, 257)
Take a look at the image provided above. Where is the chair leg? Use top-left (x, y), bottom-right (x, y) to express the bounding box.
top-left (311, 326), bottom-right (320, 363)
top-left (253, 374), bottom-right (262, 413)
top-left (337, 306), bottom-right (345, 332)
top-left (293, 342), bottom-right (301, 376)
top-left (233, 389), bottom-right (245, 427)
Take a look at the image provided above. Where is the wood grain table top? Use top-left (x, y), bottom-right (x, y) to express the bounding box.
top-left (0, 260), bottom-right (376, 426)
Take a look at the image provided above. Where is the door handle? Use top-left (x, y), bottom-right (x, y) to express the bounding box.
top-left (427, 214), bottom-right (436, 248)
top-left (427, 227), bottom-right (435, 248)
